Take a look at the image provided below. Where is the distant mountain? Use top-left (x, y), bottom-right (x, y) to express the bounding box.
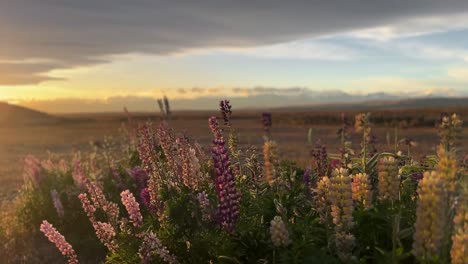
top-left (0, 102), bottom-right (60, 125)
top-left (14, 88), bottom-right (468, 113)
top-left (272, 97), bottom-right (468, 111)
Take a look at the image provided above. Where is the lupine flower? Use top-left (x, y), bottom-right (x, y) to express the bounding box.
top-left (219, 100), bottom-right (232, 126)
top-left (314, 176), bottom-right (331, 224)
top-left (86, 181), bottom-right (120, 225)
top-left (40, 220), bottom-right (79, 264)
top-left (197, 192), bottom-right (211, 221)
top-left (209, 116), bottom-right (241, 233)
top-left (377, 156), bottom-right (400, 201)
top-left (127, 166), bottom-right (149, 191)
top-left (137, 123), bottom-right (159, 178)
top-left (329, 169), bottom-right (354, 231)
top-left (177, 137), bottom-right (203, 190)
top-left (140, 188), bottom-right (151, 209)
top-left (263, 140), bottom-right (278, 186)
top-left (451, 188), bottom-right (467, 264)
top-left (121, 190), bottom-right (143, 228)
top-left (437, 147), bottom-right (458, 197)
top-left (412, 171), bottom-right (447, 261)
top-left (23, 155), bottom-right (42, 186)
top-left (72, 161), bottom-right (87, 189)
top-left (51, 189), bottom-right (65, 218)
top-left (270, 216), bottom-right (291, 247)
top-left (438, 112), bottom-right (463, 151)
top-left (78, 193), bottom-right (118, 251)
top-left (58, 159), bottom-right (69, 173)
top-left (138, 231), bottom-right (178, 264)
top-left (262, 112), bottom-right (272, 137)
top-left (311, 142), bottom-right (329, 177)
top-left (351, 173), bottom-right (373, 209)
top-left (335, 231), bottom-right (356, 262)
top-left (158, 122), bottom-right (180, 178)
top-left (93, 221), bottom-right (118, 251)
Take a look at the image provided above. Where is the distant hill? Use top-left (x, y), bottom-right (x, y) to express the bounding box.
top-left (0, 102), bottom-right (60, 125)
top-left (272, 97), bottom-right (468, 111)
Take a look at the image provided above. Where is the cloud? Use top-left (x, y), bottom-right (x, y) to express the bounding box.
top-left (448, 67), bottom-right (468, 82)
top-left (2, 1), bottom-right (468, 85)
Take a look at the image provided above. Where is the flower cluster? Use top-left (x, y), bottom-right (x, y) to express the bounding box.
top-left (72, 161), bottom-right (87, 189)
top-left (270, 216), bottom-right (291, 247)
top-left (438, 112), bottom-right (463, 151)
top-left (40, 220), bottom-right (79, 264)
top-left (377, 156), bottom-right (400, 201)
top-left (209, 116), bottom-right (241, 233)
top-left (51, 189), bottom-right (65, 218)
top-left (263, 140), bottom-right (278, 186)
top-left (197, 192), bottom-right (211, 221)
top-left (329, 168), bottom-right (354, 231)
top-left (127, 167), bottom-right (149, 191)
top-left (219, 99), bottom-right (232, 126)
top-left (138, 231), bottom-right (178, 264)
top-left (158, 122), bottom-right (180, 177)
top-left (412, 171), bottom-right (447, 261)
top-left (78, 193), bottom-right (118, 251)
top-left (314, 176), bottom-right (331, 224)
top-left (451, 188), bottom-right (467, 264)
top-left (351, 173), bottom-right (373, 209)
top-left (137, 124), bottom-right (159, 178)
top-left (262, 112), bottom-right (272, 138)
top-left (311, 142), bottom-right (329, 177)
top-left (437, 147), bottom-right (458, 197)
top-left (120, 190), bottom-right (143, 228)
top-left (23, 155), bottom-right (42, 186)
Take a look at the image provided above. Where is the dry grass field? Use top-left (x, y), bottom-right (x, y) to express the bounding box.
top-left (1, 107), bottom-right (466, 201)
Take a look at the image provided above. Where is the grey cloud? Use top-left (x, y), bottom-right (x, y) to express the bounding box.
top-left (2, 0), bottom-right (468, 85)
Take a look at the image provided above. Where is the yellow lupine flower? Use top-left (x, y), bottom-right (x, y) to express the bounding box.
top-left (378, 156), bottom-right (400, 201)
top-left (352, 173), bottom-right (373, 209)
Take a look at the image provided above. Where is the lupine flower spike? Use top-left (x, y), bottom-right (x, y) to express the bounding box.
top-left (377, 156), bottom-right (400, 202)
top-left (121, 190), bottom-right (143, 228)
top-left (270, 216), bottom-right (291, 247)
top-left (40, 220), bottom-right (79, 264)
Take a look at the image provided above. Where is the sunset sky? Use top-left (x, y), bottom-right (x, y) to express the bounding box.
top-left (1, 1), bottom-right (468, 112)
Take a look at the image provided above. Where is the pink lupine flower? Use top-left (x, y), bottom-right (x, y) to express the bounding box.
top-left (23, 155), bottom-right (42, 186)
top-left (121, 190), bottom-right (143, 228)
top-left (138, 231), bottom-right (178, 264)
top-left (93, 221), bottom-right (118, 252)
top-left (137, 123), bottom-right (159, 177)
top-left (40, 220), bottom-right (79, 264)
top-left (51, 189), bottom-right (64, 218)
top-left (72, 161), bottom-right (87, 189)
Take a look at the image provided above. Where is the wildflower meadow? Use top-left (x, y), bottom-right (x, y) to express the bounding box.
top-left (0, 99), bottom-right (466, 264)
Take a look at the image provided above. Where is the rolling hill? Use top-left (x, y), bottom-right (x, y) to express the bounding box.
top-left (0, 102), bottom-right (60, 126)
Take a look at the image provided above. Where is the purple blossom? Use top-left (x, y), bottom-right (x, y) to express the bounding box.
top-left (262, 112), bottom-right (272, 133)
top-left (140, 188), bottom-right (151, 209)
top-left (127, 166), bottom-right (149, 191)
top-left (311, 142), bottom-right (329, 177)
top-left (219, 100), bottom-right (232, 126)
top-left (51, 189), bottom-right (64, 218)
top-left (209, 116), bottom-right (241, 233)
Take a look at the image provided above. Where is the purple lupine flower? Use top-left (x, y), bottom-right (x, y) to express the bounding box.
top-left (219, 100), bottom-right (232, 126)
top-left (412, 172), bottom-right (424, 182)
top-left (140, 188), bottom-right (151, 209)
top-left (330, 159), bottom-right (342, 170)
top-left (51, 189), bottom-right (65, 218)
top-left (311, 141), bottom-right (329, 177)
top-left (127, 166), bottom-right (149, 191)
top-left (262, 112), bottom-right (272, 133)
top-left (209, 116), bottom-right (241, 233)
